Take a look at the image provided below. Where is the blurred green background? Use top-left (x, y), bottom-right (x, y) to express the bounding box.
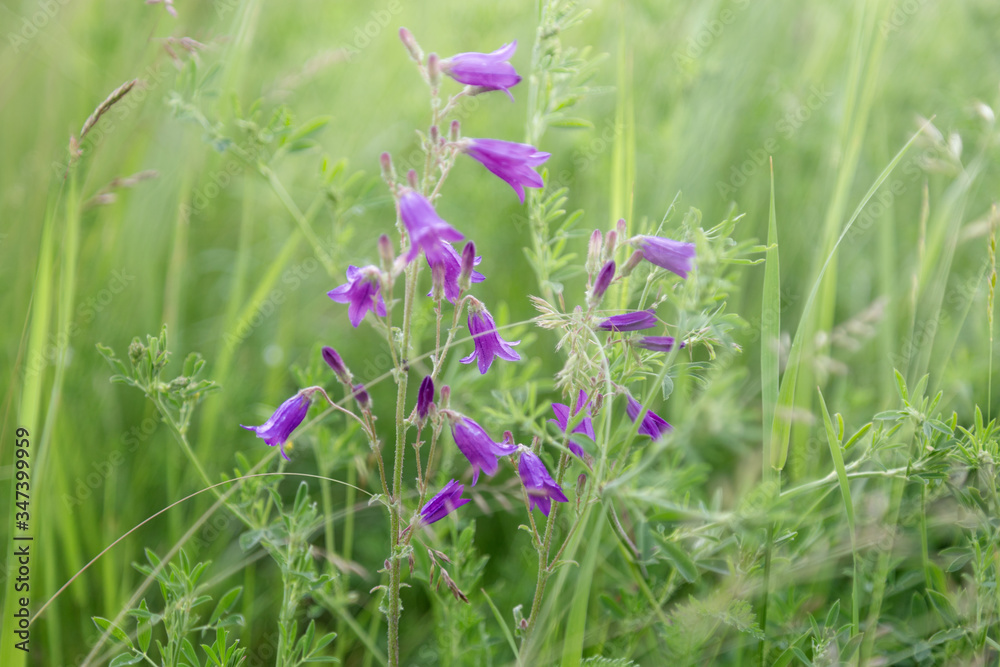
top-left (3, 0), bottom-right (1000, 664)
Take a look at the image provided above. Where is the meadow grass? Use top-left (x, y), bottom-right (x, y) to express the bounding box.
top-left (2, 0), bottom-right (1000, 665)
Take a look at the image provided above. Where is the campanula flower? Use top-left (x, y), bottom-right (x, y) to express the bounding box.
top-left (450, 415), bottom-right (516, 485)
top-left (352, 384), bottom-right (371, 410)
top-left (327, 265), bottom-right (386, 327)
top-left (241, 391), bottom-right (311, 459)
top-left (625, 392), bottom-right (672, 440)
top-left (419, 479), bottom-right (470, 524)
top-left (596, 308), bottom-right (658, 332)
top-left (399, 190), bottom-right (464, 265)
top-left (634, 336), bottom-right (684, 352)
top-left (635, 236), bottom-right (696, 279)
top-left (426, 241), bottom-right (484, 303)
top-left (417, 375), bottom-right (434, 421)
top-left (440, 41), bottom-right (521, 100)
top-left (461, 138), bottom-right (550, 203)
top-left (461, 301), bottom-right (520, 374)
top-left (518, 449), bottom-right (568, 516)
top-left (549, 389), bottom-right (595, 458)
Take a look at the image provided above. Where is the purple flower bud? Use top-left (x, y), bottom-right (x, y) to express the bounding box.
top-left (450, 415), bottom-right (516, 485)
top-left (427, 53), bottom-right (440, 88)
top-left (635, 236), bottom-right (696, 279)
top-left (440, 385), bottom-right (451, 408)
top-left (419, 479), bottom-right (470, 524)
top-left (321, 346), bottom-right (352, 384)
top-left (417, 375), bottom-right (434, 420)
top-left (328, 265), bottom-right (387, 327)
top-left (459, 241), bottom-right (476, 290)
top-left (634, 336), bottom-right (685, 352)
top-left (399, 189), bottom-right (464, 265)
top-left (241, 391), bottom-right (311, 460)
top-left (621, 249), bottom-right (643, 276)
top-left (461, 138), bottom-right (549, 204)
top-left (399, 27), bottom-right (422, 62)
top-left (380, 152), bottom-right (394, 183)
top-left (450, 120), bottom-right (461, 142)
top-left (625, 392), bottom-right (672, 440)
top-left (586, 229), bottom-right (603, 275)
top-left (460, 301), bottom-right (521, 374)
top-left (603, 229), bottom-right (618, 262)
top-left (548, 389), bottom-right (595, 458)
top-left (439, 41), bottom-right (521, 100)
top-left (378, 234), bottom-right (394, 271)
top-left (596, 308), bottom-right (658, 332)
top-left (406, 169), bottom-right (419, 189)
top-left (353, 384), bottom-right (371, 410)
top-left (616, 217), bottom-right (627, 240)
top-left (429, 124), bottom-right (440, 144)
top-left (589, 261), bottom-right (615, 306)
top-left (518, 450), bottom-right (568, 516)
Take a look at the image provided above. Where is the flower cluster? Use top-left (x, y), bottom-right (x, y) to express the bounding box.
top-left (238, 32), bottom-right (694, 633)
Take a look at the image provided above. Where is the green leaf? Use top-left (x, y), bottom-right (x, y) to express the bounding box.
top-left (208, 587), bottom-right (243, 626)
top-left (93, 617), bottom-right (134, 649)
top-left (762, 159), bottom-right (780, 474)
top-left (658, 538), bottom-right (699, 583)
top-left (136, 600), bottom-right (152, 653)
top-left (110, 653), bottom-right (144, 666)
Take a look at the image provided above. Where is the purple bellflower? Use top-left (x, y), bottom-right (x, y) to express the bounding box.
top-left (417, 375), bottom-right (434, 421)
top-left (399, 189), bottom-right (464, 265)
top-left (328, 265), bottom-right (387, 327)
top-left (596, 308), bottom-right (658, 332)
top-left (426, 240), bottom-right (485, 303)
top-left (450, 415), bottom-right (516, 485)
top-left (440, 41), bottom-right (521, 100)
top-left (419, 479), bottom-right (470, 525)
top-left (549, 389), bottom-right (595, 458)
top-left (625, 392), bottom-right (672, 440)
top-left (634, 336), bottom-right (685, 352)
top-left (241, 391), bottom-right (311, 460)
top-left (461, 301), bottom-right (521, 374)
top-left (462, 138), bottom-right (550, 203)
top-left (635, 236), bottom-right (696, 279)
top-left (518, 449), bottom-right (568, 516)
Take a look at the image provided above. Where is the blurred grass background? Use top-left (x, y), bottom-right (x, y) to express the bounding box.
top-left (2, 0), bottom-right (1000, 664)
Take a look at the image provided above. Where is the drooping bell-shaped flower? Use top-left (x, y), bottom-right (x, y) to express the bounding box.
top-left (461, 300), bottom-right (521, 374)
top-left (461, 138), bottom-right (550, 203)
top-left (417, 375), bottom-right (434, 421)
top-left (635, 236), bottom-right (696, 279)
top-left (634, 336), bottom-right (685, 352)
top-left (241, 391), bottom-right (311, 460)
top-left (549, 389), bottom-right (595, 458)
top-left (419, 479), bottom-right (470, 524)
top-left (399, 189), bottom-right (464, 265)
top-left (327, 265), bottom-right (387, 327)
top-left (426, 240), bottom-right (485, 303)
top-left (450, 415), bottom-right (516, 485)
top-left (625, 392), bottom-right (672, 440)
top-left (596, 308), bottom-right (658, 332)
top-left (352, 384), bottom-right (371, 411)
top-left (439, 41), bottom-right (521, 100)
top-left (518, 449), bottom-right (568, 516)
